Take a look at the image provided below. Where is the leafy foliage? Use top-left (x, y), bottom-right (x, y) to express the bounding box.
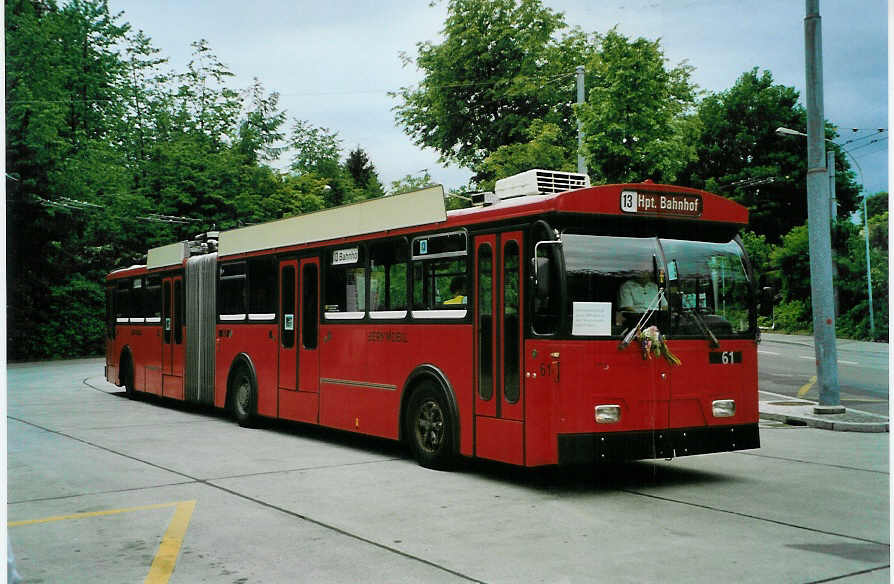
top-left (6, 0), bottom-right (388, 359)
top-left (392, 0), bottom-right (588, 178)
top-left (478, 121), bottom-right (573, 191)
top-left (577, 29), bottom-right (699, 184)
top-left (679, 68), bottom-right (860, 242)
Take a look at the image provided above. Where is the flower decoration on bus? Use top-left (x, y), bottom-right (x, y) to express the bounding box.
top-left (636, 325), bottom-right (681, 366)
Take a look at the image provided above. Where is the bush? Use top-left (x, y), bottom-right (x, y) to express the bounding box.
top-left (772, 299), bottom-right (812, 333)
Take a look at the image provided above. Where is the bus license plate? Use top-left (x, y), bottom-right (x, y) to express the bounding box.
top-left (709, 351), bottom-right (742, 365)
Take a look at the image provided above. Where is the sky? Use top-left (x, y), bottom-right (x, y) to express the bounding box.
top-left (108, 0), bottom-right (889, 197)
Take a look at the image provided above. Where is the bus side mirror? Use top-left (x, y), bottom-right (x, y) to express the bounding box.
top-left (759, 286), bottom-right (775, 317)
top-left (532, 257), bottom-right (551, 299)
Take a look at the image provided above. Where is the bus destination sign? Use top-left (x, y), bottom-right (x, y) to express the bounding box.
top-left (620, 190), bottom-right (702, 217)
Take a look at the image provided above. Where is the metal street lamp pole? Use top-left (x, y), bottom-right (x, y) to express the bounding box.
top-left (803, 0), bottom-right (842, 412)
top-left (862, 195), bottom-right (875, 335)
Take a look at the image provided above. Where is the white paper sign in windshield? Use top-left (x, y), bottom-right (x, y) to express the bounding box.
top-left (572, 302), bottom-right (612, 336)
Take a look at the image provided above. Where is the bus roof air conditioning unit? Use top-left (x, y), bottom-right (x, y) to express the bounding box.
top-left (494, 169), bottom-right (590, 200)
top-left (470, 192), bottom-right (497, 207)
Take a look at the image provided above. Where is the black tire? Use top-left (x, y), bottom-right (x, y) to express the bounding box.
top-left (406, 382), bottom-right (454, 470)
top-left (122, 355), bottom-right (138, 400)
top-left (230, 366), bottom-right (257, 427)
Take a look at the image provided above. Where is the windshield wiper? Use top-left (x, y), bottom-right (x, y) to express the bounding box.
top-left (618, 287), bottom-right (665, 350)
top-left (683, 307), bottom-right (720, 348)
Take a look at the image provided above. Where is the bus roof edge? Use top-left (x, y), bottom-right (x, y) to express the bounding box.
top-left (217, 184), bottom-right (447, 257)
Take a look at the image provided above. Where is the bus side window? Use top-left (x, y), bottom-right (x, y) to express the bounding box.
top-left (369, 239), bottom-right (408, 316)
top-left (145, 276), bottom-right (161, 324)
top-left (106, 287), bottom-right (115, 339)
top-left (412, 258), bottom-right (467, 310)
top-left (248, 258), bottom-right (276, 321)
top-left (219, 262), bottom-right (247, 321)
top-left (116, 280), bottom-right (130, 324)
top-left (324, 246), bottom-right (366, 319)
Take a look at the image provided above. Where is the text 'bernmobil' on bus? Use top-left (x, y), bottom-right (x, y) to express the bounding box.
top-left (105, 169), bottom-right (761, 469)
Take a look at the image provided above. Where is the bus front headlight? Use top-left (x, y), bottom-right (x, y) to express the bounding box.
top-left (595, 405), bottom-right (621, 424)
top-left (712, 399), bottom-right (736, 418)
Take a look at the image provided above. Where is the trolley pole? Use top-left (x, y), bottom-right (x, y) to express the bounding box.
top-left (576, 65), bottom-right (587, 175)
top-left (804, 0), bottom-right (842, 412)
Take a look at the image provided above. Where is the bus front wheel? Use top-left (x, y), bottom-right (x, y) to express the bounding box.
top-left (406, 382), bottom-right (454, 470)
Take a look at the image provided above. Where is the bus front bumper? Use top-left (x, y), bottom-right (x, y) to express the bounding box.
top-left (557, 423), bottom-right (760, 464)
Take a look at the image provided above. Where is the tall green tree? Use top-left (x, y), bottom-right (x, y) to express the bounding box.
top-left (6, 0), bottom-right (141, 359)
top-left (237, 79), bottom-right (287, 164)
top-left (577, 29), bottom-right (699, 184)
top-left (477, 120), bottom-right (573, 191)
top-left (344, 146), bottom-right (385, 200)
top-left (392, 0), bottom-right (586, 178)
top-left (679, 68), bottom-right (860, 243)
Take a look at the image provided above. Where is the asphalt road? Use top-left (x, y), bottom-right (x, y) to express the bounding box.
top-left (5, 358), bottom-right (890, 583)
top-left (759, 333), bottom-right (890, 416)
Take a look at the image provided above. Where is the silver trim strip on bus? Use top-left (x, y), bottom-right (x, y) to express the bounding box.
top-left (370, 310), bottom-right (408, 319)
top-left (217, 185), bottom-right (447, 257)
top-left (248, 313), bottom-right (276, 321)
top-left (411, 309), bottom-right (468, 319)
top-left (320, 378), bottom-right (398, 391)
top-left (220, 314), bottom-right (247, 321)
top-left (324, 312), bottom-right (366, 320)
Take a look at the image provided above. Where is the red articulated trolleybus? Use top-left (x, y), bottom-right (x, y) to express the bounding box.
top-left (105, 169), bottom-right (760, 469)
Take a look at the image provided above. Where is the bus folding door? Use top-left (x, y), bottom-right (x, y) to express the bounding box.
top-left (473, 232), bottom-right (525, 465)
top-left (161, 276), bottom-right (185, 399)
top-left (277, 257), bottom-right (320, 423)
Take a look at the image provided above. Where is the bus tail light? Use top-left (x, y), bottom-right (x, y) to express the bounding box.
top-left (595, 405), bottom-right (621, 424)
top-left (712, 399), bottom-right (736, 418)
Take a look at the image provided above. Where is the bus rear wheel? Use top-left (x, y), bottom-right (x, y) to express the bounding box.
top-left (406, 383), bottom-right (454, 469)
top-left (121, 355), bottom-right (138, 400)
top-left (230, 367), bottom-right (257, 428)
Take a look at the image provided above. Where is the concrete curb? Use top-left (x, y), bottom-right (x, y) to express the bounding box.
top-left (760, 401), bottom-right (889, 433)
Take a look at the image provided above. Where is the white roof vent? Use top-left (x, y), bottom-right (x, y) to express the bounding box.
top-left (470, 192), bottom-right (497, 207)
top-left (494, 169), bottom-right (590, 200)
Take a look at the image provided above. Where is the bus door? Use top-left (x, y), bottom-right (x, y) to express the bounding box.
top-left (161, 275), bottom-right (185, 399)
top-left (278, 260), bottom-right (299, 392)
top-left (277, 257), bottom-right (320, 423)
top-left (473, 232), bottom-right (525, 465)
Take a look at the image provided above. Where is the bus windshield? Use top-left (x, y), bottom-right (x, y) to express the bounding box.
top-left (562, 234), bottom-right (753, 339)
top-left (661, 238), bottom-right (753, 338)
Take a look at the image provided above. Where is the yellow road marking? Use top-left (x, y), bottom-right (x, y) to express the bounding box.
top-left (144, 500), bottom-right (196, 584)
top-left (797, 375), bottom-right (817, 398)
top-left (8, 502), bottom-right (179, 527)
top-left (9, 500), bottom-right (196, 584)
